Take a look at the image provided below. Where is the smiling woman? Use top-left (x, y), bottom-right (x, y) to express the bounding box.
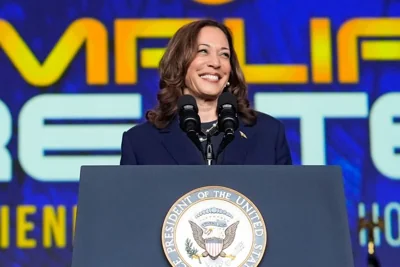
top-left (184, 26), bottom-right (232, 122)
top-left (119, 19), bottom-right (293, 166)
top-left (146, 19), bottom-right (256, 128)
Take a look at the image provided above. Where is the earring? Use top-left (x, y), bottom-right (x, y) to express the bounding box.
top-left (225, 82), bottom-right (230, 87)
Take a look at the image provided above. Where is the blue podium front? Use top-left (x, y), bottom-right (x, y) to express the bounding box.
top-left (71, 165), bottom-right (354, 267)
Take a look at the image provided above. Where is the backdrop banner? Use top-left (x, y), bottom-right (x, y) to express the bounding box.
top-left (0, 0), bottom-right (399, 266)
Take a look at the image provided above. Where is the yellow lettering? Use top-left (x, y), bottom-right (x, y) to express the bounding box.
top-left (141, 48), bottom-right (167, 68)
top-left (310, 18), bottom-right (332, 83)
top-left (17, 205), bottom-right (36, 248)
top-left (0, 206), bottom-right (9, 248)
top-left (115, 19), bottom-right (195, 84)
top-left (43, 206), bottom-right (66, 248)
top-left (338, 18), bottom-right (400, 83)
top-left (5, 16), bottom-right (398, 87)
top-left (224, 19), bottom-right (308, 84)
top-left (0, 18), bottom-right (108, 86)
top-left (362, 40), bottom-right (400, 60)
top-left (72, 205), bottom-right (77, 241)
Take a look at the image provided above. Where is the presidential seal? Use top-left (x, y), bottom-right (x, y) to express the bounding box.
top-left (161, 186), bottom-right (267, 267)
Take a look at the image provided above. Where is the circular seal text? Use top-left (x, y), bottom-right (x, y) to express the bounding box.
top-left (161, 186), bottom-right (267, 267)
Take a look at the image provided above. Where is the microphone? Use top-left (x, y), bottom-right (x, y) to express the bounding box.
top-left (216, 92), bottom-right (239, 157)
top-left (178, 95), bottom-right (201, 134)
top-left (177, 95), bottom-right (204, 157)
top-left (217, 92), bottom-right (239, 135)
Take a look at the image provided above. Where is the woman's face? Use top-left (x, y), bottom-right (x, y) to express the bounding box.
top-left (184, 26), bottom-right (231, 100)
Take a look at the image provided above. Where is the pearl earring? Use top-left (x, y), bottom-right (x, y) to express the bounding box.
top-left (225, 82), bottom-right (230, 87)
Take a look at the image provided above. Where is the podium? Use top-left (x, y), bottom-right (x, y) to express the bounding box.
top-left (71, 165), bottom-right (354, 267)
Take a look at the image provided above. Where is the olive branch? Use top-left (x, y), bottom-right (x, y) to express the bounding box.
top-left (185, 238), bottom-right (202, 264)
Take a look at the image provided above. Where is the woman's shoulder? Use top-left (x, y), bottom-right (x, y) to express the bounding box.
top-left (123, 120), bottom-right (160, 140)
top-left (252, 111), bottom-right (285, 131)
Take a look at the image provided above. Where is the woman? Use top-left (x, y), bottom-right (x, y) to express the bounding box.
top-left (120, 19), bottom-right (292, 165)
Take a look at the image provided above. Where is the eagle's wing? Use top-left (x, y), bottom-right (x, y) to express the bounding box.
top-left (189, 221), bottom-right (206, 249)
top-left (222, 221), bottom-right (240, 250)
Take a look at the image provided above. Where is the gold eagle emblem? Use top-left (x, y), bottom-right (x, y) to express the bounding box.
top-left (188, 220), bottom-right (240, 260)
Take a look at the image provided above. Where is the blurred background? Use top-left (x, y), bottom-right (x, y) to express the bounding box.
top-left (0, 0), bottom-right (399, 266)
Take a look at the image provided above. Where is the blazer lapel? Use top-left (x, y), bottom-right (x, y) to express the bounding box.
top-left (219, 121), bottom-right (253, 165)
top-left (160, 117), bottom-right (205, 165)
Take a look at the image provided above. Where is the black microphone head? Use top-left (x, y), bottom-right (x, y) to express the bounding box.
top-left (216, 92), bottom-right (239, 156)
top-left (217, 92), bottom-right (239, 133)
top-left (178, 94), bottom-right (198, 113)
top-left (177, 94), bottom-right (201, 134)
top-left (218, 92), bottom-right (238, 111)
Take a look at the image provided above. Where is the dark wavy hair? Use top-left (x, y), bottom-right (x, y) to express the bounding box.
top-left (146, 19), bottom-right (257, 129)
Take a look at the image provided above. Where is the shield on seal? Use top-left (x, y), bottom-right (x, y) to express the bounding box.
top-left (205, 238), bottom-right (224, 257)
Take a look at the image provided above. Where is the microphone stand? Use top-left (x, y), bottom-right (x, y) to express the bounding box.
top-left (206, 129), bottom-right (234, 165)
top-left (186, 130), bottom-right (206, 162)
top-left (205, 133), bottom-right (214, 165)
top-left (215, 129), bottom-right (235, 163)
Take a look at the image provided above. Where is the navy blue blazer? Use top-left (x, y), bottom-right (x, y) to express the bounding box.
top-left (120, 112), bottom-right (292, 165)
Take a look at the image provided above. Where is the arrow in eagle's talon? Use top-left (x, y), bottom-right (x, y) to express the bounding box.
top-left (192, 254), bottom-right (202, 264)
top-left (226, 255), bottom-right (236, 260)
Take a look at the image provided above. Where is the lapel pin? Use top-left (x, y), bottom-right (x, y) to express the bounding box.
top-left (239, 131), bottom-right (247, 139)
